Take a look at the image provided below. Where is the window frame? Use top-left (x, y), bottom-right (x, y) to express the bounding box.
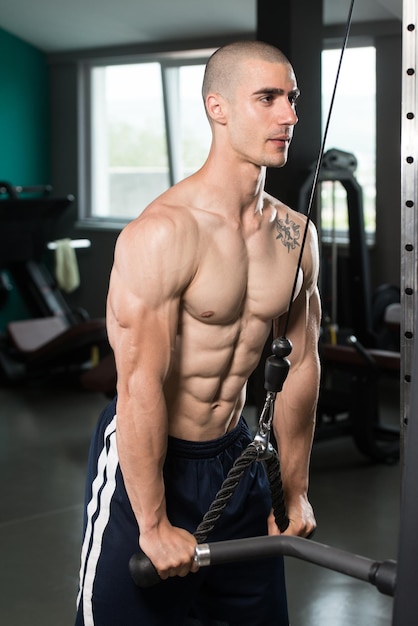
top-left (77, 40), bottom-right (377, 237)
top-left (77, 49), bottom-right (214, 230)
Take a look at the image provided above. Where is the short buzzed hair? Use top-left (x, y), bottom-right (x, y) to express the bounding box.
top-left (202, 40), bottom-right (291, 103)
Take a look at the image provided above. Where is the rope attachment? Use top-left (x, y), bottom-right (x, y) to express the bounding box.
top-left (194, 336), bottom-right (293, 543)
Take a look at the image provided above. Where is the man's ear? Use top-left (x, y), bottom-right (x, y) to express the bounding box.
top-left (205, 94), bottom-right (227, 125)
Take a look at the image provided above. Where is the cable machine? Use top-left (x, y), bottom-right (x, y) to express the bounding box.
top-left (298, 149), bottom-right (400, 464)
top-left (131, 1), bottom-right (418, 623)
top-left (298, 148), bottom-right (374, 345)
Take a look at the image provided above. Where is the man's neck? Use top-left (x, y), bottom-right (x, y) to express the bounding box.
top-left (196, 153), bottom-right (268, 220)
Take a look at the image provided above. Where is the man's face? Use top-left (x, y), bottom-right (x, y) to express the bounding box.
top-left (225, 59), bottom-right (299, 169)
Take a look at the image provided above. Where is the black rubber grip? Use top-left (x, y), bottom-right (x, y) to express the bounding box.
top-left (129, 549), bottom-right (162, 587)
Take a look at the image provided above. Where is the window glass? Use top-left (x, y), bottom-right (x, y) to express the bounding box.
top-left (179, 64), bottom-right (211, 178)
top-left (321, 46), bottom-right (376, 239)
top-left (91, 63), bottom-right (169, 220)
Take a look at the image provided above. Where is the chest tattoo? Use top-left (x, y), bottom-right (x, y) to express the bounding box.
top-left (275, 213), bottom-right (301, 252)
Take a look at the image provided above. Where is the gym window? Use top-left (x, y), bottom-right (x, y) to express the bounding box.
top-left (320, 45), bottom-right (376, 243)
top-left (80, 52), bottom-right (213, 226)
top-left (80, 45), bottom-right (376, 234)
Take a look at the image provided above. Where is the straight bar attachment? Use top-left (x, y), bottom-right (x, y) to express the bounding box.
top-left (195, 535), bottom-right (396, 597)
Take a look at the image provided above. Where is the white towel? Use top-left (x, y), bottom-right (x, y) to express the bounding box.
top-left (54, 238), bottom-right (80, 293)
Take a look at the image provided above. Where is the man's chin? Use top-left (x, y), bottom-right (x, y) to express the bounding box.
top-left (264, 155), bottom-right (288, 169)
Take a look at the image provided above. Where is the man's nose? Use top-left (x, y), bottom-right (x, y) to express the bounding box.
top-left (278, 101), bottom-right (298, 126)
top-left (286, 108), bottom-right (298, 126)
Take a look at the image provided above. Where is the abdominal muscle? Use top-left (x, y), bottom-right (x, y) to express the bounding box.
top-left (163, 309), bottom-right (272, 441)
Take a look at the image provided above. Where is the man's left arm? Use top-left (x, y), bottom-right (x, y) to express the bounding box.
top-left (270, 222), bottom-right (321, 537)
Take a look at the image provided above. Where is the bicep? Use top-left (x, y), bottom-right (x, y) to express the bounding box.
top-left (274, 287), bottom-right (320, 371)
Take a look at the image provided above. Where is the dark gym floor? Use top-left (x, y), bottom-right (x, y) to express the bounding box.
top-left (0, 378), bottom-right (400, 626)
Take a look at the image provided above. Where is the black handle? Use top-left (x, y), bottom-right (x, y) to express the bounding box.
top-left (129, 549), bottom-right (162, 588)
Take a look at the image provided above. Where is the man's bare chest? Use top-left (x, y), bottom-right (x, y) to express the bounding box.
top-left (183, 228), bottom-right (302, 325)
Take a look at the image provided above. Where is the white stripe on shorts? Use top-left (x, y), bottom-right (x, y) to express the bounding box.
top-left (76, 414), bottom-right (119, 626)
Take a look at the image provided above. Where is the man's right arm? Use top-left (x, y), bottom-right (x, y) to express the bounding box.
top-left (106, 210), bottom-right (199, 579)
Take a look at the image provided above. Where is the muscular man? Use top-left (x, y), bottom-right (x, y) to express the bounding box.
top-left (76, 41), bottom-right (321, 626)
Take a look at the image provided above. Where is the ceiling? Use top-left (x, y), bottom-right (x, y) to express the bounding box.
top-left (0, 0), bottom-right (403, 54)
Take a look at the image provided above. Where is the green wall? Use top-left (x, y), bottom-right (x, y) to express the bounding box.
top-left (0, 28), bottom-right (50, 331)
top-left (0, 27), bottom-right (50, 186)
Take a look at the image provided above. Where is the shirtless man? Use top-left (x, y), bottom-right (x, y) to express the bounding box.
top-left (76, 41), bottom-right (321, 626)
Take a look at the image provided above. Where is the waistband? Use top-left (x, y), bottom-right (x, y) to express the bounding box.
top-left (167, 417), bottom-right (251, 459)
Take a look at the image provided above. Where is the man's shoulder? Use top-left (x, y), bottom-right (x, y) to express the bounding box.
top-left (128, 194), bottom-right (198, 234)
top-left (115, 195), bottom-right (200, 270)
top-left (263, 192), bottom-right (307, 226)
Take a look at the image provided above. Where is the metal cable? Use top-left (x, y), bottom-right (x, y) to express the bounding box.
top-left (282, 0), bottom-right (355, 338)
top-left (194, 0), bottom-right (356, 546)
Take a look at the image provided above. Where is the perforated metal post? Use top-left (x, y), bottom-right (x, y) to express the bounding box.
top-left (393, 1), bottom-right (418, 623)
top-left (401, 0), bottom-right (418, 450)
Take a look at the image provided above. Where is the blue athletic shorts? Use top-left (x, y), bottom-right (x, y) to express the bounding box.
top-left (75, 396), bottom-right (289, 625)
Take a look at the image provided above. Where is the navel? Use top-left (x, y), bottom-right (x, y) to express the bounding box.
top-left (201, 310), bottom-right (215, 318)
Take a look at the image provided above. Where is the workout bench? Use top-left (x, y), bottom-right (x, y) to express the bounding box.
top-left (317, 336), bottom-right (400, 464)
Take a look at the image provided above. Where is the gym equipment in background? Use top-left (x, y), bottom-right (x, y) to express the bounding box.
top-left (298, 150), bottom-right (400, 464)
top-left (0, 182), bottom-right (109, 385)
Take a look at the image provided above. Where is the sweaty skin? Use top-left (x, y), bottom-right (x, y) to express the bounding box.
top-left (106, 55), bottom-right (321, 581)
